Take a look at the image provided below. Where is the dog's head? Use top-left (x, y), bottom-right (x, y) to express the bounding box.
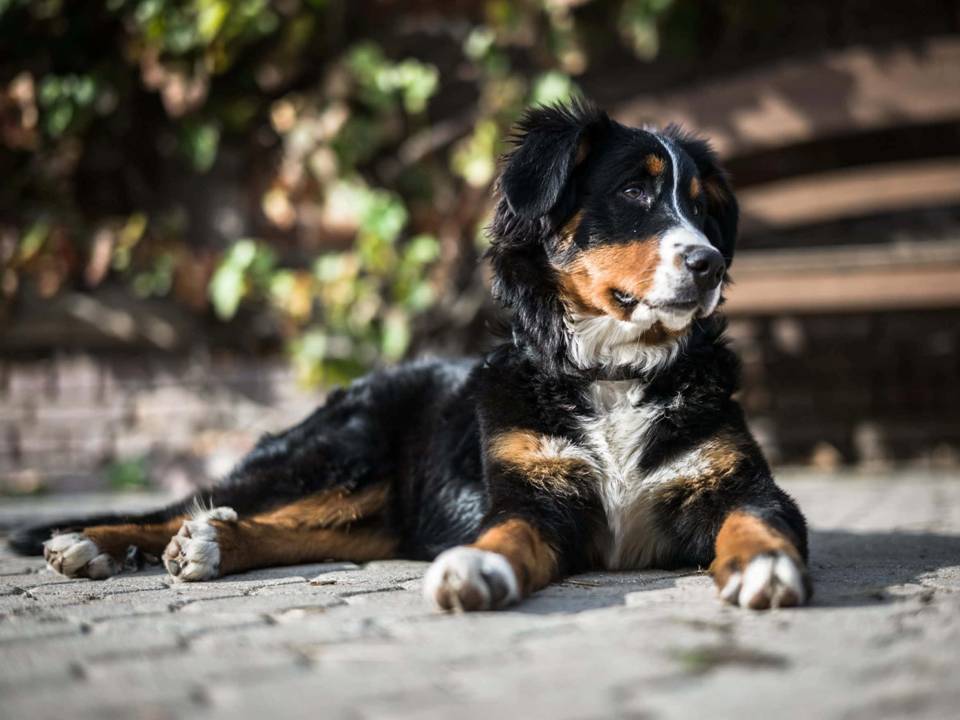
top-left (488, 99), bottom-right (738, 374)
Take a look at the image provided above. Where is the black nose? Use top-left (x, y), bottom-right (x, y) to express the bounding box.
top-left (683, 247), bottom-right (725, 291)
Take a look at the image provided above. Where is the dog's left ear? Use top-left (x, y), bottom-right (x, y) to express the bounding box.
top-left (500, 99), bottom-right (606, 222)
top-left (668, 127), bottom-right (739, 267)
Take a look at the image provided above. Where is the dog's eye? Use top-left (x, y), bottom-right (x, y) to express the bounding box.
top-left (622, 187), bottom-right (649, 204)
top-left (692, 203), bottom-right (702, 217)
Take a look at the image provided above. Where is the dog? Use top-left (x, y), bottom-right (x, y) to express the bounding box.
top-left (9, 99), bottom-right (811, 611)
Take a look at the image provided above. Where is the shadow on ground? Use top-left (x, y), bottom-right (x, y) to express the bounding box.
top-left (807, 529), bottom-right (960, 607)
top-left (516, 529), bottom-right (960, 614)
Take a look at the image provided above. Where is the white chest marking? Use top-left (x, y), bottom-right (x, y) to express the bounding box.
top-left (580, 380), bottom-right (708, 569)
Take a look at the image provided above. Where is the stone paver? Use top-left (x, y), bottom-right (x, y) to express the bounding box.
top-left (1, 472), bottom-right (959, 720)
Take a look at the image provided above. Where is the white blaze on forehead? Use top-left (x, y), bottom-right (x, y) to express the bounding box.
top-left (654, 133), bottom-right (695, 228)
top-left (652, 134), bottom-right (712, 277)
top-left (645, 135), bottom-right (722, 319)
top-left (660, 225), bottom-right (712, 252)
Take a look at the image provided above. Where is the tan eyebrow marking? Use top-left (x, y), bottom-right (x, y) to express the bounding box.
top-left (645, 154), bottom-right (665, 176)
top-left (704, 175), bottom-right (729, 205)
top-left (690, 177), bottom-right (701, 199)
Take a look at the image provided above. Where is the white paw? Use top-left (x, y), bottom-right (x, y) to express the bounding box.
top-left (43, 533), bottom-right (118, 579)
top-left (720, 551), bottom-right (808, 609)
top-left (423, 547), bottom-right (520, 611)
top-left (162, 508), bottom-right (235, 582)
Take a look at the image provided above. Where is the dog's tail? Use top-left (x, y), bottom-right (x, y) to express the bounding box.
top-left (6, 497), bottom-right (198, 556)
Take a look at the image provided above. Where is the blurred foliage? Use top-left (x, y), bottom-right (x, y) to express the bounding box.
top-left (106, 456), bottom-right (150, 491)
top-left (0, 0), bottom-right (682, 385)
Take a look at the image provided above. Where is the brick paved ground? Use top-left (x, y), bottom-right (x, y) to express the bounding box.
top-left (1, 473), bottom-right (959, 720)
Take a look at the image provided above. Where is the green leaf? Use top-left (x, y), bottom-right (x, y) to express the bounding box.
top-left (18, 221), bottom-right (49, 261)
top-left (228, 239), bottom-right (258, 268)
top-left (395, 60), bottom-right (438, 114)
top-left (361, 191), bottom-right (408, 244)
top-left (404, 281), bottom-right (434, 312)
top-left (44, 102), bottom-right (74, 136)
top-left (107, 457), bottom-right (149, 491)
top-left (530, 71), bottom-right (576, 106)
top-left (464, 27), bottom-right (495, 60)
top-left (209, 264), bottom-right (245, 319)
top-left (209, 239), bottom-right (276, 318)
top-left (403, 234), bottom-right (440, 266)
top-left (197, 0), bottom-right (229, 41)
top-left (181, 121), bottom-right (221, 172)
top-left (381, 309), bottom-right (410, 360)
top-left (619, 0), bottom-right (675, 60)
top-left (451, 120), bottom-right (500, 187)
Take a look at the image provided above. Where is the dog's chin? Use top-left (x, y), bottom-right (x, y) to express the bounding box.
top-left (645, 286), bottom-right (721, 330)
top-left (564, 286), bottom-right (722, 372)
top-left (565, 311), bottom-right (684, 375)
top-left (648, 303), bottom-right (699, 332)
top-left (638, 300), bottom-right (704, 334)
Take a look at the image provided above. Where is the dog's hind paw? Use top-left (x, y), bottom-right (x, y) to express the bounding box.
top-left (719, 551), bottom-right (809, 610)
top-left (423, 546), bottom-right (520, 612)
top-left (163, 511), bottom-right (233, 582)
top-left (43, 533), bottom-right (118, 579)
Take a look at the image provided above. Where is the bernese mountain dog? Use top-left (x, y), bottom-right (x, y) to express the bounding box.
top-left (9, 99), bottom-right (811, 611)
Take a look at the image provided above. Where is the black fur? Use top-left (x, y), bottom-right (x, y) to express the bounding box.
top-left (10, 100), bottom-right (806, 594)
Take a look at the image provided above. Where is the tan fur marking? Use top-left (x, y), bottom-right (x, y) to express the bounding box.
top-left (690, 177), bottom-right (701, 199)
top-left (701, 437), bottom-right (744, 480)
top-left (645, 154), bottom-right (665, 176)
top-left (556, 239), bottom-right (661, 320)
top-left (84, 517), bottom-right (186, 559)
top-left (710, 511), bottom-right (802, 591)
top-left (489, 430), bottom-right (592, 496)
top-left (255, 485), bottom-right (389, 527)
top-left (638, 321), bottom-right (685, 346)
top-left (683, 436), bottom-right (746, 499)
top-left (204, 485), bottom-right (397, 575)
top-left (575, 139), bottom-right (590, 165)
top-left (215, 523), bottom-right (397, 575)
top-left (703, 175), bottom-right (728, 206)
top-left (472, 518), bottom-right (558, 596)
top-left (653, 435), bottom-right (747, 513)
top-left (557, 211), bottom-right (583, 250)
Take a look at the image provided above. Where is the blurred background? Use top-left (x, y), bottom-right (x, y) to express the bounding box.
top-left (0, 0), bottom-right (958, 496)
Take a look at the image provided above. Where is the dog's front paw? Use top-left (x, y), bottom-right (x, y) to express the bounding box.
top-left (717, 551), bottom-right (809, 610)
top-left (423, 547), bottom-right (520, 611)
top-left (43, 533), bottom-right (118, 579)
top-left (163, 508), bottom-right (235, 582)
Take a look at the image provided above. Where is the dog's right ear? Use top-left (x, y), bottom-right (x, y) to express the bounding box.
top-left (500, 99), bottom-right (606, 221)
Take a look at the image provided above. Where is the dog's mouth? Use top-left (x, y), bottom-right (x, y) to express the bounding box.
top-left (644, 296), bottom-right (703, 316)
top-left (611, 290), bottom-right (701, 316)
top-left (645, 299), bottom-right (700, 314)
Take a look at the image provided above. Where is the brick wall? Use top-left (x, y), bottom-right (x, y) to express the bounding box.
top-left (731, 309), bottom-right (960, 469)
top-left (0, 354), bottom-right (323, 495)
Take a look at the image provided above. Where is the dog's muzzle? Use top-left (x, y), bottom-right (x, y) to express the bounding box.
top-left (682, 245), bottom-right (725, 293)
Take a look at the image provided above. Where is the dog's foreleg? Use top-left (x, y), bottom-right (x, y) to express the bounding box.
top-left (424, 518), bottom-right (558, 611)
top-left (710, 509), bottom-right (811, 609)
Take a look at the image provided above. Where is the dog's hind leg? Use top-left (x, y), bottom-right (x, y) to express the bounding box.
top-left (41, 514), bottom-right (189, 579)
top-left (20, 377), bottom-right (404, 580)
top-left (38, 481), bottom-right (398, 581)
top-left (162, 484), bottom-right (397, 581)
